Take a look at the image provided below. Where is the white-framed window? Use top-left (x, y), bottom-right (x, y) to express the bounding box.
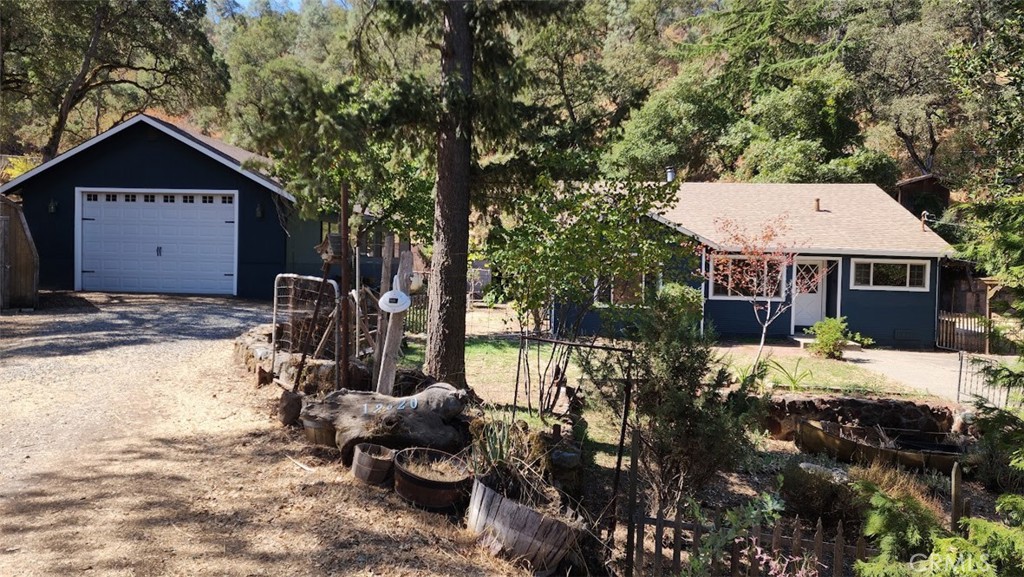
top-left (105, 193), bottom-right (117, 202)
top-left (709, 255), bottom-right (786, 301)
top-left (86, 193), bottom-right (98, 202)
top-left (144, 194), bottom-right (155, 203)
top-left (850, 259), bottom-right (929, 292)
top-left (124, 194), bottom-right (136, 202)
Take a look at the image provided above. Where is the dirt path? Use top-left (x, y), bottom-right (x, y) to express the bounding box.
top-left (0, 293), bottom-right (522, 577)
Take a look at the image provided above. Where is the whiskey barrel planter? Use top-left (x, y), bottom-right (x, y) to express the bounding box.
top-left (301, 417), bottom-right (337, 447)
top-left (352, 443), bottom-right (395, 486)
top-left (466, 476), bottom-right (579, 576)
top-left (393, 448), bottom-right (472, 513)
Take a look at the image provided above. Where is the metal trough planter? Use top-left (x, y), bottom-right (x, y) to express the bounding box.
top-left (393, 448), bottom-right (472, 513)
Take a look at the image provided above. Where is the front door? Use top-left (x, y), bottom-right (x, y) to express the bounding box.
top-left (793, 260), bottom-right (826, 328)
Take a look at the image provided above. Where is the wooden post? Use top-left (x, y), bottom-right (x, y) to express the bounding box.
top-left (813, 518), bottom-right (824, 562)
top-left (951, 462), bottom-right (963, 531)
top-left (653, 509), bottom-right (664, 575)
top-left (372, 233), bottom-right (395, 385)
top-left (748, 524), bottom-right (761, 576)
top-left (833, 524), bottom-right (845, 577)
top-left (376, 251), bottom-right (413, 395)
top-left (855, 535), bottom-right (866, 561)
top-left (635, 511), bottom-right (645, 577)
top-left (672, 507), bottom-right (682, 575)
top-left (339, 182), bottom-right (351, 391)
top-left (625, 429), bottom-right (639, 577)
top-left (730, 539), bottom-right (741, 576)
top-left (771, 520), bottom-right (782, 552)
top-left (792, 522), bottom-right (802, 557)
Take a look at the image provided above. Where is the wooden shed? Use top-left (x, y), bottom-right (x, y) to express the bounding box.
top-left (0, 194), bottom-right (39, 309)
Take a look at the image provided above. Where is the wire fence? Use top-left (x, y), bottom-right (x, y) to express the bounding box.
top-left (957, 351), bottom-right (1023, 409)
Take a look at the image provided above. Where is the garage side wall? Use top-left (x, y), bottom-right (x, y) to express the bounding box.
top-left (12, 123), bottom-right (287, 299)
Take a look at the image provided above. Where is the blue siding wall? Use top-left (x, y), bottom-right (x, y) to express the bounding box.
top-left (11, 122), bottom-right (288, 299)
top-left (704, 298), bottom-right (793, 338)
top-left (839, 256), bottom-right (939, 348)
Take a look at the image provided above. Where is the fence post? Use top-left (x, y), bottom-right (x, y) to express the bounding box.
top-left (653, 508), bottom-right (664, 576)
top-left (956, 351), bottom-right (964, 404)
top-left (951, 462), bottom-right (963, 532)
top-left (672, 507), bottom-right (682, 575)
top-left (625, 429), bottom-right (638, 577)
top-left (833, 523), bottom-right (845, 577)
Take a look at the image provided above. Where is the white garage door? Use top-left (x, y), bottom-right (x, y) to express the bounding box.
top-left (79, 190), bottom-right (237, 295)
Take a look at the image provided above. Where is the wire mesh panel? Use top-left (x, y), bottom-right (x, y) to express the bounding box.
top-left (957, 351), bottom-right (1022, 409)
top-left (272, 273), bottom-right (341, 365)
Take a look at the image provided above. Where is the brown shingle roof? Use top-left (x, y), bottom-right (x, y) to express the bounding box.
top-left (656, 182), bottom-right (953, 257)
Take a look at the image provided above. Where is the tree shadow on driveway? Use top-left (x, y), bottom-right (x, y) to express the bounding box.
top-left (0, 427), bottom-right (523, 577)
top-left (0, 292), bottom-right (272, 360)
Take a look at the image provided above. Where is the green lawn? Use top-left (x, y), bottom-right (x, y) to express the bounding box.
top-left (720, 349), bottom-right (919, 396)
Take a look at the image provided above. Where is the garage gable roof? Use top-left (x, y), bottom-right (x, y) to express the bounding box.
top-left (658, 182), bottom-right (954, 258)
top-left (0, 114), bottom-right (295, 202)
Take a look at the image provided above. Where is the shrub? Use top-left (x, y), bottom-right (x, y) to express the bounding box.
top-left (854, 482), bottom-right (947, 577)
top-left (580, 283), bottom-right (760, 513)
top-left (805, 317), bottom-right (850, 359)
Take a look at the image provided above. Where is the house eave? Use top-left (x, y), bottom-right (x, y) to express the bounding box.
top-left (648, 212), bottom-right (721, 250)
top-left (0, 115), bottom-right (295, 203)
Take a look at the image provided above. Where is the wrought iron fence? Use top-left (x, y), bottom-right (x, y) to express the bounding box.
top-left (957, 351), bottom-right (1023, 409)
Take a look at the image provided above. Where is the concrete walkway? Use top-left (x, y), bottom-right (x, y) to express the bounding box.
top-left (842, 348), bottom-right (965, 402)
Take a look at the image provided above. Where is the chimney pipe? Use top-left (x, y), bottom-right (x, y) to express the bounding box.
top-left (814, 198), bottom-right (821, 212)
top-left (666, 166), bottom-right (677, 183)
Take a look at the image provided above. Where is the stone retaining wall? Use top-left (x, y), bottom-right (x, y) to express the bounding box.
top-left (765, 394), bottom-right (959, 440)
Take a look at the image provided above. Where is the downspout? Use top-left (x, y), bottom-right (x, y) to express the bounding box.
top-left (934, 257), bottom-right (941, 349)
top-left (700, 247), bottom-right (706, 337)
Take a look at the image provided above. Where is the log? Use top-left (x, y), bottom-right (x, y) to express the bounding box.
top-left (300, 382), bottom-right (469, 465)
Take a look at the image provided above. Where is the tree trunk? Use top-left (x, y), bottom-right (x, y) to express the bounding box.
top-left (41, 2), bottom-right (108, 161)
top-left (424, 0), bottom-right (473, 387)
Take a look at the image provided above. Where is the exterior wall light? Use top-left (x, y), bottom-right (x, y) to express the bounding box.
top-left (255, 202), bottom-right (264, 219)
top-left (48, 199), bottom-right (58, 213)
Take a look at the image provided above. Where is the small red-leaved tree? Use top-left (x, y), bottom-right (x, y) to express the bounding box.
top-left (707, 216), bottom-right (828, 368)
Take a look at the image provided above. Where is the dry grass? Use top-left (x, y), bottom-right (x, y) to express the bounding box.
top-left (848, 461), bottom-right (947, 523)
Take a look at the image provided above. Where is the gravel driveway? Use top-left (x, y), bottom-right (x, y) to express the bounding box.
top-left (0, 293), bottom-right (271, 489)
top-left (0, 292), bottom-right (524, 577)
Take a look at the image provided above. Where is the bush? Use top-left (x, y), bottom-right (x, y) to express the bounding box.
top-left (854, 482), bottom-right (947, 577)
top-left (805, 316), bottom-right (850, 359)
top-left (580, 283), bottom-right (760, 513)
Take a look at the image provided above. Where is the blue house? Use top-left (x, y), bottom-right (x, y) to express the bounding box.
top-left (0, 114), bottom-right (380, 299)
top-left (652, 183), bottom-right (954, 348)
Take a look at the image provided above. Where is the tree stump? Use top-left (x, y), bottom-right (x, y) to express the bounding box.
top-left (300, 382), bottom-right (470, 465)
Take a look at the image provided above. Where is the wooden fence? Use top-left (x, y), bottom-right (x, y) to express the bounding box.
top-left (624, 431), bottom-right (878, 576)
top-left (405, 293), bottom-right (428, 334)
top-left (0, 195), bottom-right (39, 309)
top-left (0, 216), bottom-right (8, 310)
top-left (937, 311), bottom-right (987, 353)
